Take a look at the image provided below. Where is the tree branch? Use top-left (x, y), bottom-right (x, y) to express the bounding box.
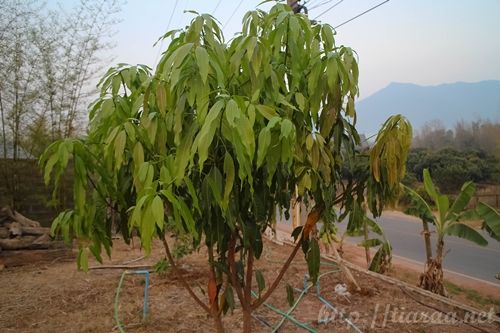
top-left (251, 236), bottom-right (302, 310)
top-left (244, 246), bottom-right (254, 307)
top-left (160, 234), bottom-right (211, 314)
top-left (227, 231), bottom-right (246, 307)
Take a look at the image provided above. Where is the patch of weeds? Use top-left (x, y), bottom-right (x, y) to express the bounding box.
top-left (153, 258), bottom-right (170, 276)
top-left (172, 234), bottom-right (194, 259)
top-left (444, 281), bottom-right (500, 306)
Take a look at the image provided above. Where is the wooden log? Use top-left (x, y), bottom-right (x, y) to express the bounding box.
top-left (0, 206), bottom-right (41, 228)
top-left (0, 233), bottom-right (53, 250)
top-left (8, 222), bottom-right (22, 237)
top-left (7, 223), bottom-right (51, 236)
top-left (0, 248), bottom-right (74, 267)
top-left (0, 227), bottom-right (9, 238)
top-left (0, 236), bottom-right (40, 250)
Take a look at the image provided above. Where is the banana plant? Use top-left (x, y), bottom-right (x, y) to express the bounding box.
top-left (403, 168), bottom-right (500, 296)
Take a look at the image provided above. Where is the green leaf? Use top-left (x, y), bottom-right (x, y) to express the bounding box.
top-left (448, 181), bottom-right (475, 218)
top-left (77, 248), bottom-right (89, 272)
top-left (446, 223), bottom-right (488, 246)
top-left (280, 119), bottom-right (294, 139)
top-left (194, 99), bottom-right (224, 170)
top-left (225, 99), bottom-right (240, 127)
top-left (358, 238), bottom-right (382, 248)
top-left (255, 104), bottom-right (278, 120)
top-left (402, 184), bottom-right (434, 223)
top-left (255, 270), bottom-right (265, 294)
top-left (423, 169), bottom-right (439, 201)
top-left (307, 238), bottom-right (320, 283)
top-left (286, 284), bottom-right (295, 307)
top-left (114, 130), bottom-right (126, 170)
top-left (222, 152), bottom-right (235, 210)
top-left (295, 93), bottom-right (306, 110)
top-left (257, 128), bottom-right (271, 167)
top-left (476, 202), bottom-right (500, 237)
top-left (195, 46), bottom-right (209, 84)
top-left (151, 195), bottom-right (164, 229)
top-left (291, 226), bottom-right (303, 242)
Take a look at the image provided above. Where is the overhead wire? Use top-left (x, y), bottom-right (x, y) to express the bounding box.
top-left (309, 0), bottom-right (336, 11)
top-left (334, 0), bottom-right (390, 29)
top-left (211, 0), bottom-right (223, 15)
top-left (313, 0), bottom-right (345, 20)
top-left (154, 0), bottom-right (180, 65)
top-left (223, 0), bottom-right (245, 30)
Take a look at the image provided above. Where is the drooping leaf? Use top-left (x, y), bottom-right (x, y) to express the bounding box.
top-left (306, 238), bottom-right (320, 283)
top-left (255, 270), bottom-right (265, 295)
top-left (286, 284), bottom-right (295, 307)
top-left (446, 222), bottom-right (488, 246)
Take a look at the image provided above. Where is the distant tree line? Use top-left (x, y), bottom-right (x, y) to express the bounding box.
top-left (413, 119), bottom-right (500, 158)
top-left (404, 120), bottom-right (500, 193)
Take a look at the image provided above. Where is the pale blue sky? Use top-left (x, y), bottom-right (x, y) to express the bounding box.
top-left (77, 0), bottom-right (500, 98)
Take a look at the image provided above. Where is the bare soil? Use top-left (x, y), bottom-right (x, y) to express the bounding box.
top-left (1, 238), bottom-right (499, 333)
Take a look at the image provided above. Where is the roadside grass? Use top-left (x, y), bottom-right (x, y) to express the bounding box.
top-left (445, 281), bottom-right (500, 306)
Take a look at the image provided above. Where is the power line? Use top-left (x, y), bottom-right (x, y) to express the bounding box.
top-left (223, 0), bottom-right (245, 30)
top-left (212, 0), bottom-right (222, 15)
top-left (334, 0), bottom-right (390, 29)
top-left (309, 0), bottom-right (335, 11)
top-left (313, 0), bottom-right (345, 20)
top-left (154, 0), bottom-right (180, 65)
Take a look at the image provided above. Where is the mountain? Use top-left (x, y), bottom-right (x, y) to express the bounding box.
top-left (355, 80), bottom-right (500, 136)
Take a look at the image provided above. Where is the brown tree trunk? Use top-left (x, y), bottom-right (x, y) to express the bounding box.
top-left (418, 237), bottom-right (447, 297)
top-left (422, 220), bottom-right (433, 263)
top-left (242, 309), bottom-right (252, 333)
top-left (212, 313), bottom-right (225, 333)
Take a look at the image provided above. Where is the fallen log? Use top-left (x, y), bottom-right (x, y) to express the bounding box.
top-left (6, 223), bottom-right (50, 237)
top-left (0, 206), bottom-right (41, 228)
top-left (0, 227), bottom-right (8, 238)
top-left (0, 248), bottom-right (74, 267)
top-left (0, 234), bottom-right (54, 250)
top-left (0, 236), bottom-right (41, 250)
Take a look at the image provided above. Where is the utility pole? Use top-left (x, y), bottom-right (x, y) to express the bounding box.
top-left (287, 0), bottom-right (307, 14)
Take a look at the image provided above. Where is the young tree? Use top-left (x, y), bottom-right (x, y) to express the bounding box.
top-left (403, 169), bottom-right (500, 296)
top-left (41, 4), bottom-right (412, 332)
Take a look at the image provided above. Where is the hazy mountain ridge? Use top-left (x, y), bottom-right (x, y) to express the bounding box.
top-left (356, 80), bottom-right (500, 136)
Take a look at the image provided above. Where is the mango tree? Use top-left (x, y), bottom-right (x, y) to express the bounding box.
top-left (403, 169), bottom-right (500, 296)
top-left (41, 4), bottom-right (412, 332)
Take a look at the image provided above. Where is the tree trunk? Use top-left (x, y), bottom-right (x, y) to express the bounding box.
top-left (422, 220), bottom-right (432, 263)
top-left (363, 221), bottom-right (371, 267)
top-left (212, 307), bottom-right (226, 333)
top-left (418, 237), bottom-right (447, 297)
top-left (242, 308), bottom-right (252, 333)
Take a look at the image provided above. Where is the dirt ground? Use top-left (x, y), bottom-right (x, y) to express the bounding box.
top-left (1, 237), bottom-right (499, 333)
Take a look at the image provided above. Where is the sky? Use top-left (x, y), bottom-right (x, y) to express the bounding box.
top-left (89, 0), bottom-right (500, 99)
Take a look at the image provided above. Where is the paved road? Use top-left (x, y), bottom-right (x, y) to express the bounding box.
top-left (340, 212), bottom-right (500, 284)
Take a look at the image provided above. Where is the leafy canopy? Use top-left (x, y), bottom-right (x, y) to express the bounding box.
top-left (41, 4), bottom-right (412, 287)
